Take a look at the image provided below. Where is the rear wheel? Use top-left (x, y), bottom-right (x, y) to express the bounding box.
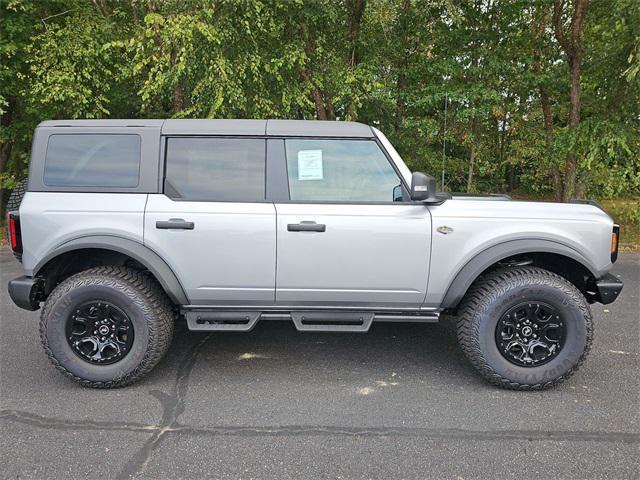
top-left (456, 266), bottom-right (593, 390)
top-left (40, 266), bottom-right (174, 388)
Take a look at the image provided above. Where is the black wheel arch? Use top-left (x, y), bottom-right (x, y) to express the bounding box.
top-left (32, 235), bottom-right (189, 305)
top-left (441, 239), bottom-right (601, 310)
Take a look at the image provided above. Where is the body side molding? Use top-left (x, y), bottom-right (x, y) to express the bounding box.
top-left (33, 235), bottom-right (189, 305)
top-left (439, 238), bottom-right (601, 309)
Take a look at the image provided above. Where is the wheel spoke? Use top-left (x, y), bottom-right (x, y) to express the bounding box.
top-left (495, 301), bottom-right (566, 368)
top-left (65, 300), bottom-right (134, 365)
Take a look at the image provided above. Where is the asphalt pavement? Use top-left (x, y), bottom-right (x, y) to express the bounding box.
top-left (1, 248), bottom-right (638, 479)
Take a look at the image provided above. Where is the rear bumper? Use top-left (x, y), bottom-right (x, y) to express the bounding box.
top-left (7, 276), bottom-right (43, 311)
top-left (590, 273), bottom-right (623, 305)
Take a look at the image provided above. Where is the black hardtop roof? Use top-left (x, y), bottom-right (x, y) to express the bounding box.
top-left (37, 119), bottom-right (375, 138)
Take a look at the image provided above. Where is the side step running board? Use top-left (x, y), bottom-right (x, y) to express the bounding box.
top-left (185, 311), bottom-right (261, 331)
top-left (183, 309), bottom-right (439, 332)
top-left (290, 311), bottom-right (374, 332)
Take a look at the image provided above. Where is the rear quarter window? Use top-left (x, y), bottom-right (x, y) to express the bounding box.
top-left (44, 134), bottom-right (141, 187)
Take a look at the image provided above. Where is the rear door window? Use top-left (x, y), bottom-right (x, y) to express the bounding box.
top-left (164, 137), bottom-right (265, 202)
top-left (44, 134), bottom-right (141, 187)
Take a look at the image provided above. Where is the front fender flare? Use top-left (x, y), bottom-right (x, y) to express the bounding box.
top-left (33, 235), bottom-right (189, 305)
top-left (440, 239), bottom-right (600, 309)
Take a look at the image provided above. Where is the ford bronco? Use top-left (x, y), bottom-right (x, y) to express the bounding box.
top-left (6, 119), bottom-right (623, 389)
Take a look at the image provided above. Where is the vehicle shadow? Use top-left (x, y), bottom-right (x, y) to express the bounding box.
top-left (145, 315), bottom-right (480, 387)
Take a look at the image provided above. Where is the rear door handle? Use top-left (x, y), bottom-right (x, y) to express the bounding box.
top-left (156, 218), bottom-right (195, 230)
top-left (287, 221), bottom-right (326, 232)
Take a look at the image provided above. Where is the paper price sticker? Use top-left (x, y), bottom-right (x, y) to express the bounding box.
top-left (297, 150), bottom-right (323, 180)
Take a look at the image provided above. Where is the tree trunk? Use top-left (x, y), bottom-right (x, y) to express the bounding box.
top-left (301, 24), bottom-right (328, 121)
top-left (541, 87), bottom-right (563, 201)
top-left (346, 0), bottom-right (366, 68)
top-left (0, 96), bottom-right (15, 175)
top-left (312, 88), bottom-right (327, 120)
top-left (173, 83), bottom-right (184, 113)
top-left (345, 0), bottom-right (366, 120)
top-left (303, 70), bottom-right (327, 120)
top-left (533, 7), bottom-right (563, 201)
top-left (0, 96), bottom-right (16, 210)
top-left (554, 0), bottom-right (588, 202)
top-left (394, 0), bottom-right (410, 130)
top-left (466, 143), bottom-right (476, 193)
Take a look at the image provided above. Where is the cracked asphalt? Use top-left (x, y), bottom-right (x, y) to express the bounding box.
top-left (1, 248), bottom-right (638, 479)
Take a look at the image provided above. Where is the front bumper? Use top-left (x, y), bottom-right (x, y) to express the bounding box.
top-left (589, 273), bottom-right (623, 305)
top-left (7, 276), bottom-right (43, 311)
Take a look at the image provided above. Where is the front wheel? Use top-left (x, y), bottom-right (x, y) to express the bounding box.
top-left (456, 266), bottom-right (593, 390)
top-left (40, 266), bottom-right (175, 388)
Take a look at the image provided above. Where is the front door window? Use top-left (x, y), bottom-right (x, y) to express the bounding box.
top-left (284, 139), bottom-right (403, 202)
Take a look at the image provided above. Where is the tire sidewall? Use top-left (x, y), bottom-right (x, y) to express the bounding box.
top-left (44, 281), bottom-right (151, 383)
top-left (477, 280), bottom-right (588, 386)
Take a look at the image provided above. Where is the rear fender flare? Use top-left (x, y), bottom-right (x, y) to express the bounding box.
top-left (32, 235), bottom-right (189, 305)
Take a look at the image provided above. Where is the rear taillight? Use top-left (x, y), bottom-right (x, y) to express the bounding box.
top-left (7, 213), bottom-right (22, 254)
top-left (611, 224), bottom-right (620, 263)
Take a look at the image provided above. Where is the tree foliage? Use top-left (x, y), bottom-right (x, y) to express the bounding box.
top-left (1, 0), bottom-right (638, 203)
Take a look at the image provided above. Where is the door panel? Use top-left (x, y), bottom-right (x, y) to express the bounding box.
top-left (144, 194), bottom-right (276, 305)
top-left (275, 203), bottom-right (431, 307)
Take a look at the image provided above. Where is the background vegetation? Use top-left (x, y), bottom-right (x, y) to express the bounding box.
top-left (1, 0), bottom-right (638, 243)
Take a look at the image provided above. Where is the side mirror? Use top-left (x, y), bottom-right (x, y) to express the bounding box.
top-left (410, 172), bottom-right (438, 203)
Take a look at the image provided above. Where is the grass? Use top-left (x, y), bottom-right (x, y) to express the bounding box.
top-left (600, 198), bottom-right (640, 251)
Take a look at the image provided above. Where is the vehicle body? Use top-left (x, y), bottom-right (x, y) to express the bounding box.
top-left (6, 119), bottom-right (623, 389)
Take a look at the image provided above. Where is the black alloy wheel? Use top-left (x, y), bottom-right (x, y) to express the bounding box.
top-left (495, 301), bottom-right (566, 367)
top-left (65, 300), bottom-right (135, 365)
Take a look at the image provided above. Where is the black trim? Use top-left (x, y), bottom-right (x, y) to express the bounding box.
top-left (156, 219), bottom-right (195, 230)
top-left (33, 236), bottom-right (189, 305)
top-left (266, 139), bottom-right (289, 202)
top-left (8, 276), bottom-right (43, 311)
top-left (440, 239), bottom-right (601, 309)
top-left (592, 273), bottom-right (623, 305)
top-left (287, 221), bottom-right (326, 232)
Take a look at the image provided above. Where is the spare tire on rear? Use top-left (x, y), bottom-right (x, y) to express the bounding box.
top-left (6, 178), bottom-right (28, 212)
top-left (5, 178), bottom-right (28, 260)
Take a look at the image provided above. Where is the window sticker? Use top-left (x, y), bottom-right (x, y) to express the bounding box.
top-left (297, 149), bottom-right (323, 180)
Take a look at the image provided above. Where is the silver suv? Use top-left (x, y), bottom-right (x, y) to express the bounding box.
top-left (6, 119), bottom-right (623, 390)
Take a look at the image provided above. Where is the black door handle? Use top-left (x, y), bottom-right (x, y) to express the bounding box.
top-left (287, 221), bottom-right (326, 232)
top-left (156, 218), bottom-right (195, 230)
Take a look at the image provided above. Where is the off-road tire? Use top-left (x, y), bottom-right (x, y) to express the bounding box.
top-left (456, 266), bottom-right (593, 390)
top-left (40, 266), bottom-right (174, 388)
top-left (5, 178), bottom-right (28, 260)
top-left (5, 178), bottom-right (27, 212)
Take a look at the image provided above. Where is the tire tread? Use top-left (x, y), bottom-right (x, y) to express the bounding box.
top-left (456, 266), bottom-right (593, 390)
top-left (39, 266), bottom-right (175, 388)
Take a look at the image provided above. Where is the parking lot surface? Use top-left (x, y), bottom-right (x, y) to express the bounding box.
top-left (1, 248), bottom-right (638, 479)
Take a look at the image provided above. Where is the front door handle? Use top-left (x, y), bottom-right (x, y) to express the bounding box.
top-left (156, 218), bottom-right (195, 230)
top-left (287, 221), bottom-right (326, 232)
